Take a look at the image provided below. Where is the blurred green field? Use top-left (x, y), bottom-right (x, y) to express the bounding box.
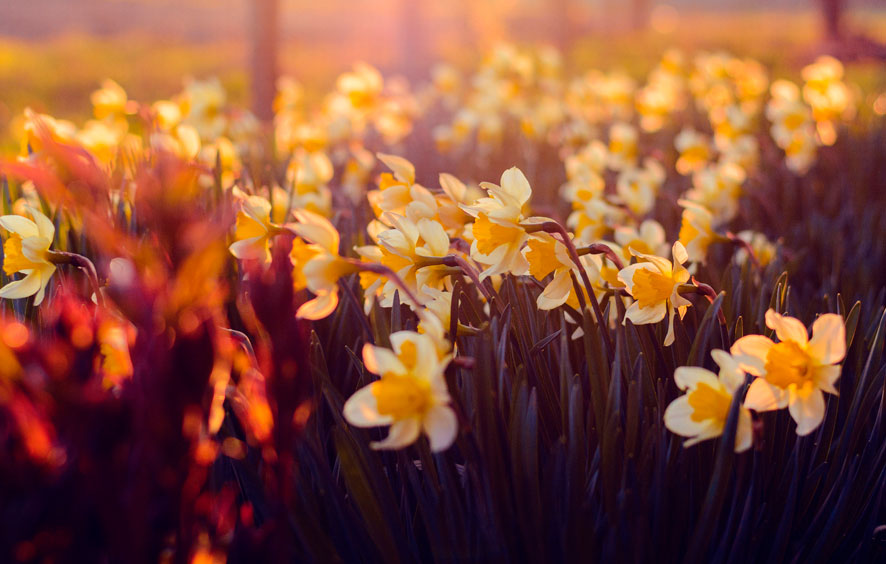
top-left (1, 8), bottom-right (885, 149)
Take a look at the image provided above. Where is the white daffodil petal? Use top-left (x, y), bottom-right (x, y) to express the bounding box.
top-left (730, 335), bottom-right (774, 376)
top-left (295, 291), bottom-right (339, 320)
top-left (808, 314), bottom-right (846, 365)
top-left (624, 301), bottom-right (667, 326)
top-left (422, 405), bottom-right (458, 452)
top-left (789, 390), bottom-right (826, 436)
top-left (343, 384), bottom-right (393, 427)
top-left (765, 310), bottom-right (809, 346)
top-left (673, 366), bottom-right (720, 391)
top-left (0, 271), bottom-right (42, 300)
top-left (0, 215), bottom-right (39, 238)
top-left (664, 396), bottom-right (709, 436)
top-left (362, 343), bottom-right (407, 378)
top-left (371, 418), bottom-right (421, 450)
top-left (812, 364), bottom-right (841, 396)
top-left (744, 378), bottom-right (784, 412)
top-left (734, 410), bottom-right (753, 453)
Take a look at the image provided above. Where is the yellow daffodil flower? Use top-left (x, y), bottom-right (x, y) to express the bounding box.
top-left (229, 192), bottom-right (280, 264)
top-left (343, 331), bottom-right (456, 451)
top-left (678, 199), bottom-right (718, 264)
top-left (607, 122), bottom-right (639, 170)
top-left (617, 242), bottom-right (692, 346)
top-left (289, 209), bottom-right (358, 320)
top-left (731, 309), bottom-right (845, 435)
top-left (523, 232), bottom-right (599, 311)
top-left (664, 349), bottom-right (752, 452)
top-left (462, 167), bottom-right (545, 279)
top-left (0, 207), bottom-right (57, 305)
top-left (674, 128), bottom-right (712, 175)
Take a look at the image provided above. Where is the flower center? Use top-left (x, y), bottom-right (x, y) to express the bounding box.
top-left (525, 237), bottom-right (564, 280)
top-left (290, 238), bottom-right (321, 291)
top-left (234, 211), bottom-right (270, 241)
top-left (371, 376), bottom-right (431, 420)
top-left (3, 234), bottom-right (41, 275)
top-left (631, 267), bottom-right (675, 309)
top-left (764, 340), bottom-right (811, 389)
top-left (472, 213), bottom-right (524, 256)
top-left (688, 382), bottom-right (733, 423)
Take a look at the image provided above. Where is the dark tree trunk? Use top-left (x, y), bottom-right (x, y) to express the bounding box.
top-left (250, 0), bottom-right (279, 122)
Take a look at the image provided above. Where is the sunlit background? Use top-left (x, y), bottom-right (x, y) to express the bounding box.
top-left (0, 0), bottom-right (884, 138)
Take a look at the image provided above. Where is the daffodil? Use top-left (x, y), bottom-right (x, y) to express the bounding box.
top-left (730, 309), bottom-right (845, 435)
top-left (678, 199), bottom-right (718, 264)
top-left (664, 349), bottom-right (752, 452)
top-left (462, 167), bottom-right (544, 279)
top-left (674, 128), bottom-right (712, 175)
top-left (229, 192), bottom-right (280, 264)
top-left (686, 162), bottom-right (746, 223)
top-left (357, 214), bottom-right (451, 310)
top-left (607, 122), bottom-right (639, 170)
top-left (0, 207), bottom-right (57, 305)
top-left (524, 232), bottom-right (584, 310)
top-left (733, 230), bottom-right (776, 267)
top-left (367, 153), bottom-right (438, 223)
top-left (617, 242), bottom-right (692, 346)
top-left (343, 331), bottom-right (457, 451)
top-left (613, 219), bottom-right (668, 260)
top-left (614, 158), bottom-right (665, 216)
top-left (289, 209), bottom-right (358, 320)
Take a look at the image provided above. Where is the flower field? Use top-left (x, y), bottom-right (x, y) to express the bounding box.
top-left (1, 37), bottom-right (886, 562)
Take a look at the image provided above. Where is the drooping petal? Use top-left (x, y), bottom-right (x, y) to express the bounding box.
top-left (683, 421), bottom-right (725, 447)
top-left (295, 291), bottom-right (339, 320)
top-left (624, 300), bottom-right (667, 326)
top-left (33, 264), bottom-right (56, 305)
top-left (0, 270), bottom-right (42, 300)
top-left (744, 378), bottom-right (785, 411)
top-left (765, 309), bottom-right (809, 346)
top-left (664, 304), bottom-right (677, 346)
top-left (371, 418), bottom-right (421, 450)
top-left (343, 385), bottom-right (393, 427)
top-left (807, 313), bottom-right (846, 365)
top-left (228, 236), bottom-right (268, 261)
top-left (422, 405), bottom-right (458, 452)
top-left (734, 410), bottom-right (753, 453)
top-left (537, 269), bottom-right (572, 310)
top-left (789, 389), bottom-right (826, 436)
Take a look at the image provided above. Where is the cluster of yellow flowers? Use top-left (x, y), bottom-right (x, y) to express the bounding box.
top-left (0, 45), bottom-right (858, 454)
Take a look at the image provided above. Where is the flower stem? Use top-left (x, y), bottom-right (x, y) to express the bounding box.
top-left (724, 231), bottom-right (762, 270)
top-left (539, 220), bottom-right (613, 360)
top-left (577, 243), bottom-right (625, 270)
top-left (48, 251), bottom-right (104, 307)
